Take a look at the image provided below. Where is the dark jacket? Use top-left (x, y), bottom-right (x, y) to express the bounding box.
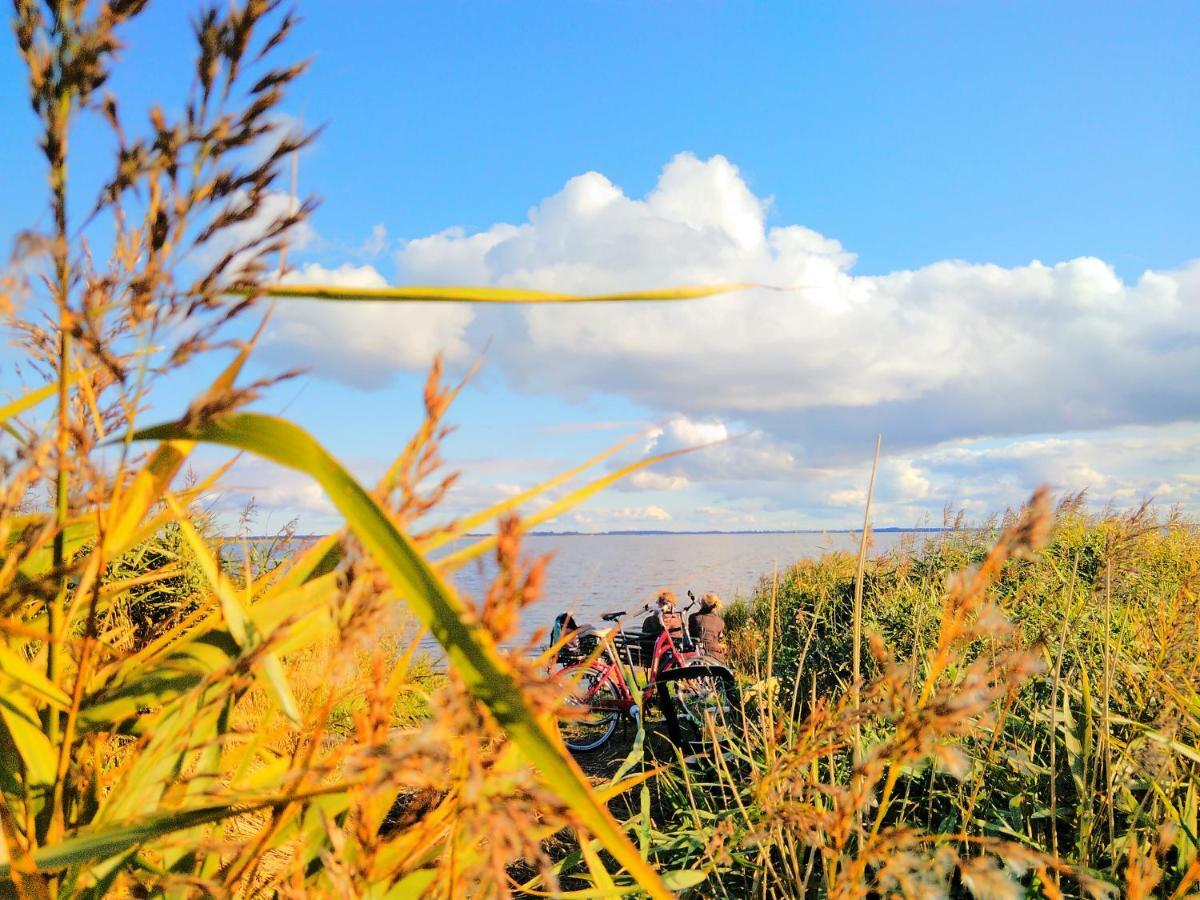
top-left (687, 611), bottom-right (727, 661)
top-left (641, 610), bottom-right (685, 661)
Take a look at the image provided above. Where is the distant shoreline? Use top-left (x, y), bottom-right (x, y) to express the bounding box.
top-left (513, 527), bottom-right (952, 536)
top-left (229, 527), bottom-right (954, 541)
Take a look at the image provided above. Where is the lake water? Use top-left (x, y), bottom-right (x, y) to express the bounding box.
top-left (443, 531), bottom-right (917, 651)
top-left (235, 531), bottom-right (923, 655)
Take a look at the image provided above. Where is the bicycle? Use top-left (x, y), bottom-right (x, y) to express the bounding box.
top-left (552, 598), bottom-right (738, 753)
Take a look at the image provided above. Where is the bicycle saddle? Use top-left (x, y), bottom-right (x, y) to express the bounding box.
top-left (600, 610), bottom-right (625, 622)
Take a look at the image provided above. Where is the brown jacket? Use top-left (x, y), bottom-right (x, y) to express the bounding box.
top-left (641, 610), bottom-right (684, 658)
top-left (687, 611), bottom-right (727, 661)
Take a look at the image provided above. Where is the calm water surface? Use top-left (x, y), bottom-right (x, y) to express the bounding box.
top-left (237, 532), bottom-right (925, 655)
top-left (444, 532), bottom-right (916, 651)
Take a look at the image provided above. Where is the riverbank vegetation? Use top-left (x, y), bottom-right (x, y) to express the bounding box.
top-left (0, 3), bottom-right (693, 896)
top-left (701, 497), bottom-right (1200, 896)
top-left (4, 2), bottom-right (1195, 897)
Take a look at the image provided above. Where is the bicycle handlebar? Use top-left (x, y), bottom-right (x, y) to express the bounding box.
top-left (600, 593), bottom-right (697, 624)
top-left (600, 602), bottom-right (653, 623)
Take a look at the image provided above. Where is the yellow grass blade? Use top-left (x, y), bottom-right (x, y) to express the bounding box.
top-left (164, 495), bottom-right (301, 725)
top-left (244, 283), bottom-right (750, 304)
top-left (99, 329), bottom-right (259, 557)
top-left (580, 835), bottom-right (619, 894)
top-left (436, 442), bottom-right (706, 573)
top-left (0, 689), bottom-right (56, 786)
top-left (0, 374), bottom-right (78, 426)
top-left (131, 412), bottom-right (673, 900)
top-left (251, 532), bottom-right (342, 597)
top-left (0, 643), bottom-right (72, 710)
top-left (83, 572), bottom-right (339, 730)
top-left (421, 431), bottom-right (645, 552)
top-left (16, 516), bottom-right (97, 578)
top-left (0, 792), bottom-right (350, 877)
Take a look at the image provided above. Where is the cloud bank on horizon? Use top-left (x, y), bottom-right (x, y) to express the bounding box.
top-left (257, 153), bottom-right (1199, 529)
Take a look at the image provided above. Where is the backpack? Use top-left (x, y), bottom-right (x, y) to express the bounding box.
top-left (550, 612), bottom-right (595, 664)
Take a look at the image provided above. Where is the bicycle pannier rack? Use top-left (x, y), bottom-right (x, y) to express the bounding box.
top-left (550, 612), bottom-right (598, 664)
top-left (610, 630), bottom-right (649, 668)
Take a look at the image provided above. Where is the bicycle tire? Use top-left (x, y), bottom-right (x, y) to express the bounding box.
top-left (657, 655), bottom-right (740, 750)
top-left (555, 663), bottom-right (623, 752)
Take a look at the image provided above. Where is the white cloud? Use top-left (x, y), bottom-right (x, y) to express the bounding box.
top-left (628, 470), bottom-right (690, 491)
top-left (583, 505), bottom-right (671, 523)
top-left (891, 459), bottom-right (932, 501)
top-left (258, 152), bottom-right (1200, 524)
top-left (198, 455), bottom-right (337, 534)
top-left (646, 416), bottom-right (730, 450)
top-left (913, 423), bottom-right (1200, 509)
top-left (617, 505), bottom-right (672, 522)
top-left (740, 421), bottom-right (1200, 526)
top-left (264, 262), bottom-right (475, 387)
top-left (827, 488), bottom-right (868, 508)
top-left (373, 153), bottom-right (1199, 458)
top-left (188, 190), bottom-right (316, 273)
top-left (400, 223), bottom-right (526, 285)
top-left (565, 504), bottom-right (674, 531)
top-left (629, 414), bottom-right (798, 486)
top-left (361, 223), bottom-right (388, 256)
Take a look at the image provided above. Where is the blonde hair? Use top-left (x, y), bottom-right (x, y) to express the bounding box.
top-left (656, 590), bottom-right (678, 609)
top-left (700, 592), bottom-right (723, 612)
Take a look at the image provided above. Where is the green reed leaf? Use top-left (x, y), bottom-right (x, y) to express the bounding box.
top-left (436, 441), bottom-right (707, 573)
top-left (131, 412), bottom-right (673, 900)
top-left (245, 283), bottom-right (749, 304)
top-left (0, 688), bottom-right (57, 786)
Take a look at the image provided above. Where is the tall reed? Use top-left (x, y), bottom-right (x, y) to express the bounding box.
top-left (0, 3), bottom-right (728, 895)
top-left (680, 495), bottom-right (1200, 896)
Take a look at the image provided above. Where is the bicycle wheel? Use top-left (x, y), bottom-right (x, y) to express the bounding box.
top-left (661, 655), bottom-right (740, 748)
top-left (555, 663), bottom-right (623, 752)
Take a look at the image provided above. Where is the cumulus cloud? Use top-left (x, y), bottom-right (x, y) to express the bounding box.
top-left (571, 505), bottom-right (673, 530)
top-left (891, 459), bottom-right (932, 501)
top-left (379, 153), bottom-right (1200, 458)
top-left (187, 190), bottom-right (316, 273)
top-left (264, 262), bottom-right (474, 387)
top-left (628, 471), bottom-right (690, 491)
top-left (913, 423), bottom-right (1200, 509)
top-left (730, 421), bottom-right (1200, 528)
top-left (361, 223), bottom-right (389, 257)
top-left (199, 456), bottom-right (337, 533)
top-left (627, 414), bottom-right (798, 487)
top-left (259, 152), bottom-right (1200, 522)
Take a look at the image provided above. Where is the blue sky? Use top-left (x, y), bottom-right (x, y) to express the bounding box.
top-left (2, 2), bottom-right (1197, 533)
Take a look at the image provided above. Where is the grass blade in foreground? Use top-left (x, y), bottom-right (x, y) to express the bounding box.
top-left (132, 413), bottom-right (672, 900)
top-left (436, 441), bottom-right (709, 573)
top-left (0, 376), bottom-right (74, 426)
top-left (421, 430), bottom-right (644, 552)
top-left (243, 283), bottom-right (750, 303)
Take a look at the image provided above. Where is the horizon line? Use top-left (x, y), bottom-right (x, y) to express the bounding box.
top-left (224, 526), bottom-right (958, 541)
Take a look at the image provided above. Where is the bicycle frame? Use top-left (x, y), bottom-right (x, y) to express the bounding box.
top-left (566, 607), bottom-right (699, 716)
top-left (554, 602), bottom-right (739, 753)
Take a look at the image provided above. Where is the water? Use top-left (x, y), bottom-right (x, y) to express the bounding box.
top-left (234, 531), bottom-right (924, 655)
top-left (444, 531), bottom-right (917, 651)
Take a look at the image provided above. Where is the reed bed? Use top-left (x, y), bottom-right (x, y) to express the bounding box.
top-left (2, 2), bottom-right (1191, 897)
top-left (0, 2), bottom-right (701, 895)
top-left (687, 496), bottom-right (1200, 897)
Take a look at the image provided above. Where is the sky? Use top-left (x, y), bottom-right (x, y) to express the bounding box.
top-left (1, 1), bottom-right (1198, 534)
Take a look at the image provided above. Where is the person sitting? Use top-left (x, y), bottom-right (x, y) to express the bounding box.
top-left (688, 592), bottom-right (728, 662)
top-left (640, 589), bottom-right (685, 663)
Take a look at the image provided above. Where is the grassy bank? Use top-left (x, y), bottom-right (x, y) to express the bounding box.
top-left (1, 4), bottom-right (696, 895)
top-left (671, 496), bottom-right (1200, 896)
top-left (4, 2), bottom-right (1192, 896)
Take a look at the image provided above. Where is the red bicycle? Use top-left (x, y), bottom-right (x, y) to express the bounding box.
top-left (552, 600), bottom-right (737, 752)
